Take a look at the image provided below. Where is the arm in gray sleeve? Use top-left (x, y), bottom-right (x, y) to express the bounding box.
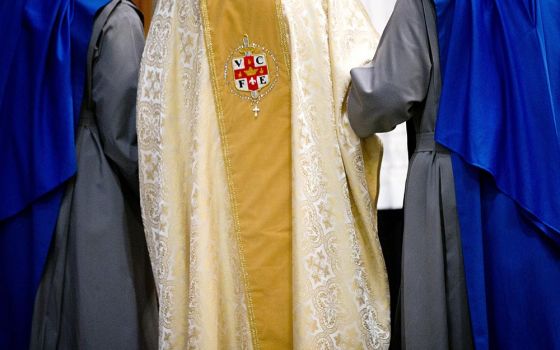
top-left (92, 3), bottom-right (145, 196)
top-left (348, 0), bottom-right (432, 137)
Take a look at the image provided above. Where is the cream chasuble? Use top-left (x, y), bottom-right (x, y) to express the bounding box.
top-left (137, 0), bottom-right (389, 348)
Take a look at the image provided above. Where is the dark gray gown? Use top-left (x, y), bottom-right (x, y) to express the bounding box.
top-left (348, 0), bottom-right (473, 349)
top-left (30, 1), bottom-right (157, 349)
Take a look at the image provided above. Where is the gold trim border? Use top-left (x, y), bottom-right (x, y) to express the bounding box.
top-left (275, 0), bottom-right (291, 74)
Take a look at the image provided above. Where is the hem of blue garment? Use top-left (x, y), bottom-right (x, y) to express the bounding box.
top-left (435, 139), bottom-right (560, 241)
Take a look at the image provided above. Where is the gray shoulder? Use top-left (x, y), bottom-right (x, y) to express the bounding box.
top-left (95, 1), bottom-right (144, 60)
top-left (104, 1), bottom-right (143, 34)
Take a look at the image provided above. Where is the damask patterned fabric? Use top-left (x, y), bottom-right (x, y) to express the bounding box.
top-left (137, 0), bottom-right (390, 348)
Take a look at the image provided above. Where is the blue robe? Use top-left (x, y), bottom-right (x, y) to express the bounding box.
top-left (0, 0), bottom-right (109, 348)
top-left (434, 1), bottom-right (560, 349)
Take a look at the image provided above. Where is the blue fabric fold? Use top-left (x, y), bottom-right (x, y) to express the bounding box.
top-left (434, 0), bottom-right (560, 348)
top-left (0, 0), bottom-right (75, 221)
top-left (0, 0), bottom-right (109, 348)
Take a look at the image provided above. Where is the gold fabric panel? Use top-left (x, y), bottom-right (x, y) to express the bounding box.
top-left (201, 1), bottom-right (292, 348)
top-left (139, 0), bottom-right (390, 347)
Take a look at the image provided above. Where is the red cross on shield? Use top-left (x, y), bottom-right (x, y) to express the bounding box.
top-left (232, 54), bottom-right (270, 92)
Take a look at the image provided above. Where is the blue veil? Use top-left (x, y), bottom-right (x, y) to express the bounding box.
top-left (0, 0), bottom-right (109, 348)
top-left (434, 0), bottom-right (560, 348)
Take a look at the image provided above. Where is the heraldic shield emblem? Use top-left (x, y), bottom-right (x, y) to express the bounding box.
top-left (225, 35), bottom-right (279, 117)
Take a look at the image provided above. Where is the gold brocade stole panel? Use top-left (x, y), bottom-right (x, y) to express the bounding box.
top-left (201, 1), bottom-right (292, 349)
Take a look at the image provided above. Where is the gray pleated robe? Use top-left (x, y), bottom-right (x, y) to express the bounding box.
top-left (348, 0), bottom-right (473, 349)
top-left (30, 1), bottom-right (157, 349)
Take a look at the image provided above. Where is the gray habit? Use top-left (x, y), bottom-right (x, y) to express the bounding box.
top-left (30, 1), bottom-right (158, 349)
top-left (347, 0), bottom-right (473, 349)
